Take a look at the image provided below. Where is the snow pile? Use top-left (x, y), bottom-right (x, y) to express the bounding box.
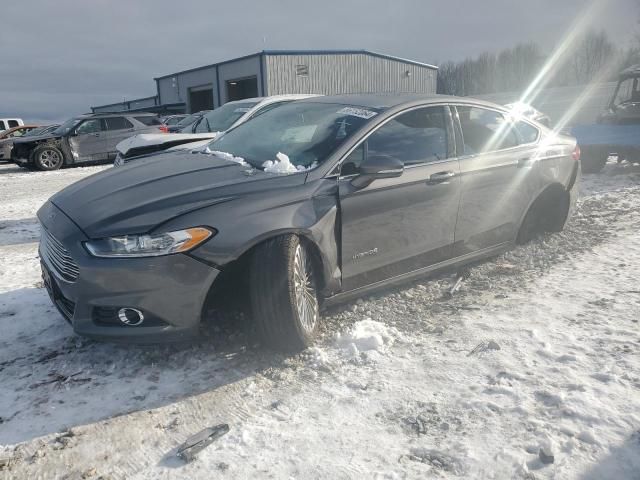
top-left (336, 319), bottom-right (397, 357)
top-left (209, 150), bottom-right (248, 166)
top-left (262, 152), bottom-right (317, 174)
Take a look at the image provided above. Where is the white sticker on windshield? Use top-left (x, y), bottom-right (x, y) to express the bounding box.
top-left (234, 108), bottom-right (251, 113)
top-left (281, 125), bottom-right (317, 143)
top-left (337, 107), bottom-right (378, 119)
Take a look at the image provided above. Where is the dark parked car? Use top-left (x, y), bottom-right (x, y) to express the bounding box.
top-left (38, 94), bottom-right (580, 350)
top-left (158, 114), bottom-right (187, 133)
top-left (166, 111), bottom-right (211, 133)
top-left (11, 113), bottom-right (161, 170)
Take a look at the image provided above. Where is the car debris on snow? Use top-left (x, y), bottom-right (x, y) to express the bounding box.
top-left (467, 340), bottom-right (501, 356)
top-left (176, 424), bottom-right (230, 462)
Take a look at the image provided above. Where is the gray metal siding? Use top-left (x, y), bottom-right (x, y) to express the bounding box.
top-left (92, 96), bottom-right (158, 113)
top-left (265, 53), bottom-right (437, 96)
top-left (157, 67), bottom-right (217, 111)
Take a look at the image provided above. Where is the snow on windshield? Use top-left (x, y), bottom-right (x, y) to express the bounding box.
top-left (209, 150), bottom-right (249, 167)
top-left (262, 152), bottom-right (317, 174)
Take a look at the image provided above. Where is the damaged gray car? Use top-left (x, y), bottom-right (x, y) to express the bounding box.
top-left (38, 94), bottom-right (580, 350)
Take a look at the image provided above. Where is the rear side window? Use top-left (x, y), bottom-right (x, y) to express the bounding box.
top-left (457, 106), bottom-right (518, 154)
top-left (514, 121), bottom-right (539, 144)
top-left (134, 116), bottom-right (162, 126)
top-left (0, 121), bottom-right (5, 130)
top-left (8, 120), bottom-right (19, 128)
top-left (105, 117), bottom-right (134, 130)
top-left (367, 106), bottom-right (448, 166)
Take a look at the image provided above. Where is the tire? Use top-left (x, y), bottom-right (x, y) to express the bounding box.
top-left (580, 146), bottom-right (607, 174)
top-left (249, 235), bottom-right (320, 351)
top-left (516, 186), bottom-right (570, 245)
top-left (33, 145), bottom-right (64, 171)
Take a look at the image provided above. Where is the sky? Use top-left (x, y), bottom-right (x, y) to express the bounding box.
top-left (0, 0), bottom-right (637, 123)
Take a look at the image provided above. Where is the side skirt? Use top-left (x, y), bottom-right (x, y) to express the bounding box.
top-left (322, 242), bottom-right (512, 309)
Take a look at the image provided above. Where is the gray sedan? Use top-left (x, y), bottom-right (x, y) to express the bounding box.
top-left (38, 94), bottom-right (580, 350)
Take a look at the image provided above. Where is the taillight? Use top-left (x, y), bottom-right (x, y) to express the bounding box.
top-left (572, 145), bottom-right (581, 161)
top-left (159, 125), bottom-right (169, 133)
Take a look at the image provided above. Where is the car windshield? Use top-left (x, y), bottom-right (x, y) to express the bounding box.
top-left (23, 126), bottom-right (49, 137)
top-left (165, 116), bottom-right (184, 125)
top-left (53, 117), bottom-right (83, 135)
top-left (207, 102), bottom-right (378, 169)
top-left (194, 101), bottom-right (258, 133)
top-left (175, 113), bottom-right (201, 127)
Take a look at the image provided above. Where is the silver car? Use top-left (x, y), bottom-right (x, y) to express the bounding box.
top-left (11, 113), bottom-right (162, 171)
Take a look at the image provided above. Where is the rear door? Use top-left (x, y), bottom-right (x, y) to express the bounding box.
top-left (102, 117), bottom-right (136, 159)
top-left (68, 118), bottom-right (107, 162)
top-left (339, 105), bottom-right (461, 291)
top-left (452, 105), bottom-right (541, 255)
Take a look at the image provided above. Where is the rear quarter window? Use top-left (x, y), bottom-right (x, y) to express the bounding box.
top-left (515, 121), bottom-right (539, 144)
top-left (134, 116), bottom-right (162, 126)
top-left (105, 117), bottom-right (134, 130)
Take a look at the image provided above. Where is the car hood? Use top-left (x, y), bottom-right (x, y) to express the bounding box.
top-left (117, 132), bottom-right (221, 158)
top-left (49, 150), bottom-right (307, 238)
top-left (12, 133), bottom-right (61, 144)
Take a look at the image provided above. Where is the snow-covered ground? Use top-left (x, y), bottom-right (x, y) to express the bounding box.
top-left (0, 161), bottom-right (639, 479)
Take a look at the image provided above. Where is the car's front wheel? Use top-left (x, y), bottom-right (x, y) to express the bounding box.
top-left (249, 234), bottom-right (320, 351)
top-left (33, 145), bottom-right (64, 171)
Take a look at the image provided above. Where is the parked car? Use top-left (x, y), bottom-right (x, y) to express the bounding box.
top-left (159, 114), bottom-right (187, 132)
top-left (38, 94), bottom-right (580, 350)
top-left (166, 111), bottom-right (211, 133)
top-left (11, 113), bottom-right (161, 170)
top-left (572, 64), bottom-right (640, 173)
top-left (0, 118), bottom-right (24, 132)
top-left (0, 124), bottom-right (58, 161)
top-left (504, 102), bottom-right (551, 127)
top-left (114, 95), bottom-right (319, 165)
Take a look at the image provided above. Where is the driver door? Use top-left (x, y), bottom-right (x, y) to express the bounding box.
top-left (68, 118), bottom-right (107, 162)
top-left (338, 106), bottom-right (461, 291)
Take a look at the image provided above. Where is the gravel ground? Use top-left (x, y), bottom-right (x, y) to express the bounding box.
top-left (0, 160), bottom-right (639, 479)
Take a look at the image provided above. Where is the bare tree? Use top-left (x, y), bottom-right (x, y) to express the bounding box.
top-left (570, 29), bottom-right (616, 84)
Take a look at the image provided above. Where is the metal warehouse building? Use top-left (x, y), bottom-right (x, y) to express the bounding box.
top-left (92, 50), bottom-right (438, 114)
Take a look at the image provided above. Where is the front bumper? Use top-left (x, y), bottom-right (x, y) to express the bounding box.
top-left (37, 201), bottom-right (220, 343)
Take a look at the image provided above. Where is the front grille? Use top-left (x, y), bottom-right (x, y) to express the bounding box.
top-left (40, 229), bottom-right (80, 282)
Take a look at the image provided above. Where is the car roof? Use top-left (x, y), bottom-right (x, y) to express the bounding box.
top-left (620, 64), bottom-right (640, 79)
top-left (295, 93), bottom-right (504, 111)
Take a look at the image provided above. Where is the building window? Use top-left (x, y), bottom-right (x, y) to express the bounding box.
top-left (296, 64), bottom-right (309, 77)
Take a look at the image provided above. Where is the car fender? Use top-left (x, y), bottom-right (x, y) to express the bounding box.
top-left (158, 179), bottom-right (342, 295)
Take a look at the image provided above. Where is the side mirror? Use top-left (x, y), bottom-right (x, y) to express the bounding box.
top-left (351, 154), bottom-right (404, 189)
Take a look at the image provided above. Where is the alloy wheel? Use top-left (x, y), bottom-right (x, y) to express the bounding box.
top-left (293, 243), bottom-right (318, 333)
top-left (39, 149), bottom-right (61, 168)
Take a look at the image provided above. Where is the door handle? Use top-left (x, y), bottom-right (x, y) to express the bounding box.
top-left (427, 171), bottom-right (456, 184)
top-left (90, 133), bottom-right (100, 137)
top-left (517, 157), bottom-right (532, 168)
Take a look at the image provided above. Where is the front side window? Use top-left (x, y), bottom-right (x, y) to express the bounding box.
top-left (105, 117), bottom-right (133, 131)
top-left (613, 78), bottom-right (640, 106)
top-left (8, 120), bottom-right (19, 128)
top-left (209, 102), bottom-right (377, 169)
top-left (367, 107), bottom-right (448, 166)
top-left (457, 106), bottom-right (518, 154)
top-left (76, 119), bottom-right (103, 134)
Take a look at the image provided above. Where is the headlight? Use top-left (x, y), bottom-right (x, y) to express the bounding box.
top-left (84, 227), bottom-right (214, 258)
